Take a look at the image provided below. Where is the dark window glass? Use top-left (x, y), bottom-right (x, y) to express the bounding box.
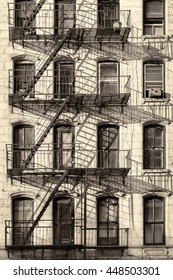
top-left (13, 197), bottom-right (34, 245)
top-left (13, 125), bottom-right (34, 168)
top-left (97, 197), bottom-right (119, 245)
top-left (98, 125), bottom-right (119, 168)
top-left (54, 63), bottom-right (74, 98)
top-left (144, 125), bottom-right (164, 169)
top-left (98, 0), bottom-right (119, 28)
top-left (14, 62), bottom-right (35, 96)
top-left (144, 197), bottom-right (164, 245)
top-left (53, 197), bottom-right (74, 244)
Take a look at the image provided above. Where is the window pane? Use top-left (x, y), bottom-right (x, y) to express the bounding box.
top-left (155, 224), bottom-right (164, 243)
top-left (155, 198), bottom-right (163, 221)
top-left (144, 148), bottom-right (154, 168)
top-left (145, 1), bottom-right (163, 18)
top-left (98, 199), bottom-right (108, 222)
top-left (154, 149), bottom-right (163, 168)
top-left (100, 63), bottom-right (118, 78)
top-left (155, 127), bottom-right (163, 146)
top-left (145, 198), bottom-right (154, 222)
top-left (145, 223), bottom-right (154, 244)
top-left (145, 127), bottom-right (154, 147)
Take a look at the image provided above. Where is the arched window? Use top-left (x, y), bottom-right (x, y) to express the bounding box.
top-left (14, 60), bottom-right (35, 96)
top-left (53, 196), bottom-right (74, 244)
top-left (54, 125), bottom-right (75, 168)
top-left (97, 196), bottom-right (119, 245)
top-left (144, 196), bottom-right (165, 245)
top-left (13, 124), bottom-right (34, 169)
top-left (144, 125), bottom-right (165, 169)
top-left (143, 0), bottom-right (164, 35)
top-left (143, 61), bottom-right (164, 98)
top-left (98, 61), bottom-right (119, 97)
top-left (12, 197), bottom-right (34, 245)
top-left (54, 61), bottom-right (74, 98)
top-left (98, 124), bottom-right (119, 168)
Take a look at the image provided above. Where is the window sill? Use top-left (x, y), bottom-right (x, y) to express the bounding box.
top-left (142, 35), bottom-right (168, 41)
top-left (142, 169), bottom-right (170, 174)
top-left (142, 98), bottom-right (169, 103)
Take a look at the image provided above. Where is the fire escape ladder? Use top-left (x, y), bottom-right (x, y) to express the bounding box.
top-left (21, 98), bottom-right (69, 169)
top-left (22, 29), bottom-right (72, 97)
top-left (23, 169), bottom-right (69, 245)
top-left (23, 0), bottom-right (47, 28)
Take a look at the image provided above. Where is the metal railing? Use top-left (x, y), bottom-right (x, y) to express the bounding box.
top-left (8, 71), bottom-right (131, 99)
top-left (8, 3), bottom-right (131, 39)
top-left (5, 219), bottom-right (129, 248)
top-left (6, 144), bottom-right (131, 172)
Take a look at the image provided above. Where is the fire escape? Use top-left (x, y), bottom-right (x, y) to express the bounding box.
top-left (5, 1), bottom-right (173, 259)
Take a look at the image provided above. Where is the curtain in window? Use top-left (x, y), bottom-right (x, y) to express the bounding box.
top-left (144, 63), bottom-right (164, 98)
top-left (99, 62), bottom-right (119, 97)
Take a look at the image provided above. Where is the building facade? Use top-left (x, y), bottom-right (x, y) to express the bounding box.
top-left (1, 0), bottom-right (173, 259)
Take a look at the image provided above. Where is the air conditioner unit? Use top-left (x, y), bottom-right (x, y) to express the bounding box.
top-left (149, 88), bottom-right (162, 97)
top-left (113, 21), bottom-right (122, 29)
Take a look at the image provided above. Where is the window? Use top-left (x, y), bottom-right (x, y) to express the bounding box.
top-left (54, 62), bottom-right (74, 98)
top-left (98, 0), bottom-right (119, 28)
top-left (54, 0), bottom-right (75, 34)
top-left (14, 61), bottom-right (35, 96)
top-left (97, 196), bottom-right (119, 245)
top-left (98, 124), bottom-right (119, 168)
top-left (98, 62), bottom-right (119, 97)
top-left (13, 124), bottom-right (34, 169)
top-left (143, 0), bottom-right (164, 35)
top-left (54, 125), bottom-right (75, 168)
top-left (53, 197), bottom-right (74, 244)
top-left (144, 125), bottom-right (165, 169)
top-left (144, 196), bottom-right (165, 245)
top-left (144, 62), bottom-right (164, 98)
top-left (15, 1), bottom-right (36, 32)
top-left (12, 197), bottom-right (34, 245)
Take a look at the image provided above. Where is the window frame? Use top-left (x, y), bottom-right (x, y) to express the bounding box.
top-left (53, 124), bottom-right (75, 169)
top-left (13, 124), bottom-right (35, 169)
top-left (143, 125), bottom-right (165, 169)
top-left (98, 61), bottom-right (120, 97)
top-left (97, 196), bottom-right (119, 245)
top-left (143, 61), bottom-right (165, 99)
top-left (97, 124), bottom-right (119, 168)
top-left (143, 0), bottom-right (165, 36)
top-left (144, 196), bottom-right (165, 245)
top-left (12, 197), bottom-right (34, 245)
top-left (53, 196), bottom-right (74, 245)
top-left (54, 61), bottom-right (74, 98)
top-left (13, 60), bottom-right (35, 97)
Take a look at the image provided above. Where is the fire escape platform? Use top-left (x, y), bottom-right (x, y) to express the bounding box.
top-left (9, 93), bottom-right (130, 110)
top-left (9, 27), bottom-right (131, 47)
top-left (7, 168), bottom-right (130, 178)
